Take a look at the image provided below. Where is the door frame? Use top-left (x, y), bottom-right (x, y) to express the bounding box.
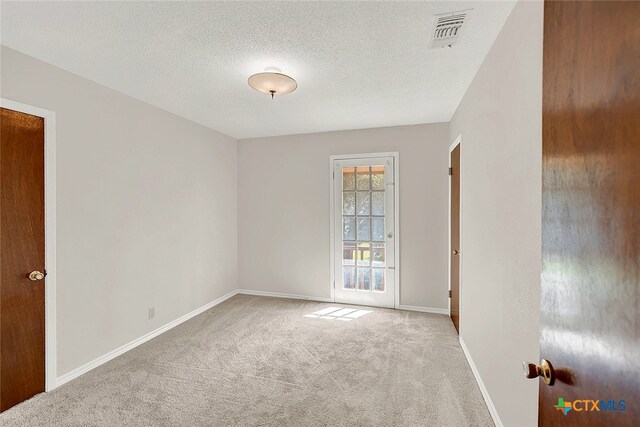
top-left (1, 98), bottom-right (57, 392)
top-left (448, 135), bottom-right (462, 319)
top-left (329, 152), bottom-right (400, 308)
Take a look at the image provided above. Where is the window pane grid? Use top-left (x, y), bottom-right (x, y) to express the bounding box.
top-left (341, 165), bottom-right (386, 293)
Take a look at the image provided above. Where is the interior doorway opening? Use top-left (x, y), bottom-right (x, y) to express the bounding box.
top-left (0, 99), bottom-right (57, 412)
top-left (449, 137), bottom-right (461, 333)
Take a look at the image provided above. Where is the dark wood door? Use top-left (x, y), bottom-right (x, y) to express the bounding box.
top-left (0, 108), bottom-right (46, 412)
top-left (540, 1), bottom-right (640, 425)
top-left (450, 144), bottom-right (460, 333)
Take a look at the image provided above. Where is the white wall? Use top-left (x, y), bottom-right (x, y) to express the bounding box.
top-left (449, 1), bottom-right (543, 426)
top-left (238, 123), bottom-right (450, 310)
top-left (1, 46), bottom-right (238, 377)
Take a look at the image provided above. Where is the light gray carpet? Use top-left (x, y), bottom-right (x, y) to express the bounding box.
top-left (0, 295), bottom-right (493, 426)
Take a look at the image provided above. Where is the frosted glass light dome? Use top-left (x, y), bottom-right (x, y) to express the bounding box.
top-left (248, 72), bottom-right (297, 98)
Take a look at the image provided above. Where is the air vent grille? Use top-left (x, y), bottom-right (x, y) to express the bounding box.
top-left (430, 10), bottom-right (470, 48)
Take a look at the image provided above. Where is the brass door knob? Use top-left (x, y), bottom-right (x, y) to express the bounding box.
top-left (28, 270), bottom-right (45, 281)
top-left (523, 359), bottom-right (555, 385)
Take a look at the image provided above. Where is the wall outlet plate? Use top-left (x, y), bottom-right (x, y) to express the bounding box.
top-left (148, 307), bottom-right (155, 320)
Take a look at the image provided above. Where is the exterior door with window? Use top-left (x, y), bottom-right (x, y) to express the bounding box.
top-left (333, 156), bottom-right (395, 308)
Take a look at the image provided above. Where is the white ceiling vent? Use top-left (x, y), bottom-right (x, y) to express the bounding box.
top-left (429, 10), bottom-right (470, 49)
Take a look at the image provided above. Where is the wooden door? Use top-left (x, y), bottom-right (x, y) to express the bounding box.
top-left (450, 144), bottom-right (460, 333)
top-left (0, 108), bottom-right (46, 412)
top-left (540, 1), bottom-right (639, 425)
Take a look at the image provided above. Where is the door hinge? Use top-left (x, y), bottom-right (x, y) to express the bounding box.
top-left (448, 167), bottom-right (453, 176)
top-left (333, 171), bottom-right (335, 180)
top-left (449, 290), bottom-right (452, 298)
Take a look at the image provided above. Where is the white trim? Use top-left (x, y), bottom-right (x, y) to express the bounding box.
top-left (56, 290), bottom-right (238, 387)
top-left (448, 135), bottom-right (462, 153)
top-left (329, 152), bottom-right (400, 309)
top-left (397, 305), bottom-right (449, 315)
top-left (1, 98), bottom-right (57, 392)
top-left (448, 135), bottom-right (462, 321)
top-left (237, 289), bottom-right (333, 303)
top-left (459, 337), bottom-right (503, 427)
top-left (329, 157), bottom-right (336, 302)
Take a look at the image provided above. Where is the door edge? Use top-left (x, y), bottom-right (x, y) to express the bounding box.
top-left (448, 135), bottom-right (462, 323)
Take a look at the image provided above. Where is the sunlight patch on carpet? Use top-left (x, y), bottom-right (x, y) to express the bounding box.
top-left (304, 307), bottom-right (372, 321)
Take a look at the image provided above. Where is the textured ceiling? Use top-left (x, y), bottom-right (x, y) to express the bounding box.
top-left (1, 1), bottom-right (515, 139)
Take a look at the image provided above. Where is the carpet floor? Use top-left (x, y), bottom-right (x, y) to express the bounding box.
top-left (0, 294), bottom-right (493, 426)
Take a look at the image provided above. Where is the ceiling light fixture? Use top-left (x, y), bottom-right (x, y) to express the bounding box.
top-left (248, 70), bottom-right (297, 99)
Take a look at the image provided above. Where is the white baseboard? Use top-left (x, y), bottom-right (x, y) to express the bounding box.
top-left (55, 290), bottom-right (239, 388)
top-left (237, 289), bottom-right (333, 303)
top-left (397, 304), bottom-right (449, 315)
top-left (237, 290), bottom-right (448, 313)
top-left (459, 337), bottom-right (503, 427)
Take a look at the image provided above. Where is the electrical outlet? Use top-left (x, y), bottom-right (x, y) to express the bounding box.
top-left (148, 307), bottom-right (155, 320)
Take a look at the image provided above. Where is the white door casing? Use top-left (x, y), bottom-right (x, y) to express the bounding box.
top-left (332, 155), bottom-right (397, 308)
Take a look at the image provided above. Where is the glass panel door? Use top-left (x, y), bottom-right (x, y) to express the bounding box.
top-left (334, 156), bottom-right (395, 308)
